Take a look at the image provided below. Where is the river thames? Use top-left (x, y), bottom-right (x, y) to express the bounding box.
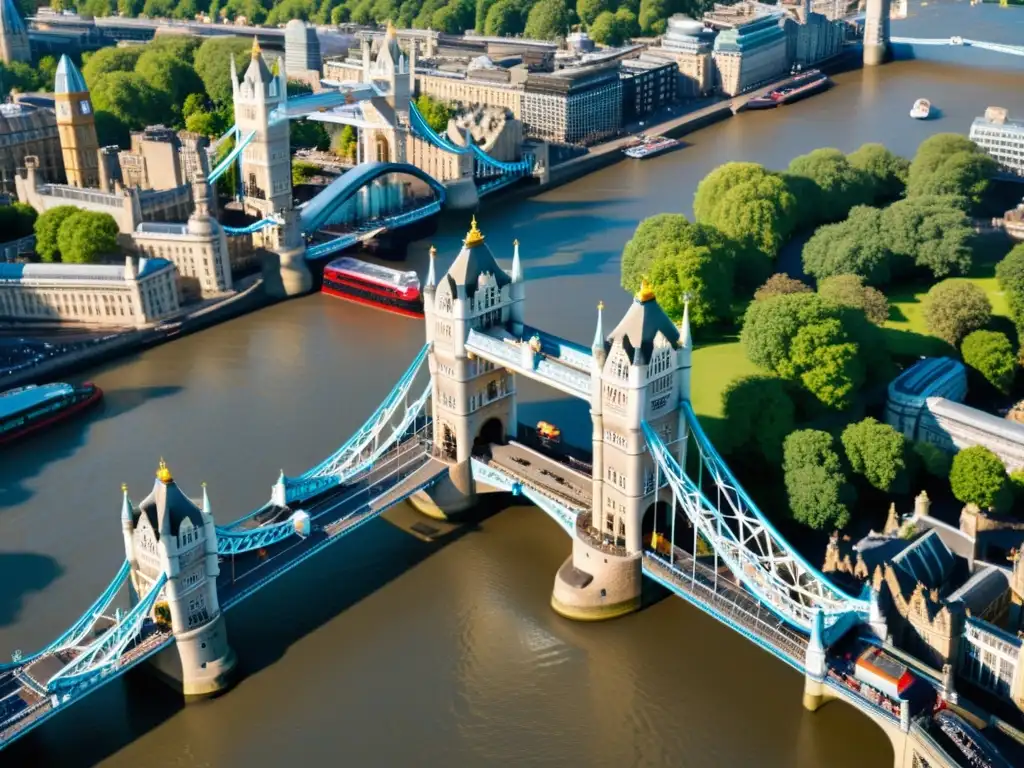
top-left (3, 24), bottom-right (1024, 768)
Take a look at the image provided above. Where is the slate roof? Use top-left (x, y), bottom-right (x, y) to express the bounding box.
top-left (135, 464), bottom-right (205, 540)
top-left (604, 291), bottom-right (680, 365)
top-left (891, 528), bottom-right (956, 591)
top-left (54, 55), bottom-right (87, 95)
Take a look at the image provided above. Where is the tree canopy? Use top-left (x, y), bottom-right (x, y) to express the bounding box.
top-left (34, 206), bottom-right (81, 263)
top-left (193, 37), bottom-right (252, 108)
top-left (524, 0), bottom-right (571, 39)
top-left (0, 203), bottom-right (37, 241)
top-left (415, 93), bottom-right (455, 134)
top-left (55, 211), bottom-right (120, 265)
top-left (883, 196), bottom-right (973, 279)
top-left (720, 374), bottom-right (795, 464)
top-left (801, 206), bottom-right (889, 284)
top-left (950, 446), bottom-right (1011, 512)
top-left (960, 330), bottom-right (1016, 395)
top-left (753, 273), bottom-right (812, 302)
top-left (817, 274), bottom-right (889, 326)
top-left (995, 244), bottom-right (1024, 339)
top-left (923, 279), bottom-right (992, 346)
top-left (841, 417), bottom-right (911, 493)
top-left (786, 148), bottom-right (872, 225)
top-left (907, 133), bottom-right (997, 207)
top-left (783, 429), bottom-right (855, 531)
top-left (846, 143), bottom-right (909, 203)
top-left (620, 213), bottom-right (737, 327)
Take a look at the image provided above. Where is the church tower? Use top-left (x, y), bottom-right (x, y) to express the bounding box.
top-left (0, 0), bottom-right (29, 65)
top-left (120, 461), bottom-right (236, 698)
top-left (54, 55), bottom-right (99, 188)
top-left (232, 38), bottom-right (291, 217)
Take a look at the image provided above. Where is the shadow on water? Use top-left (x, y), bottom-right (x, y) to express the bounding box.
top-left (4, 495), bottom-right (516, 767)
top-left (0, 385), bottom-right (181, 510)
top-left (0, 552), bottom-right (63, 629)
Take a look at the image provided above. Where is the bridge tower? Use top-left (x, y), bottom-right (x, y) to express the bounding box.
top-left (0, 0), bottom-right (30, 65)
top-left (120, 461), bottom-right (236, 698)
top-left (863, 0), bottom-right (891, 66)
top-left (360, 21), bottom-right (412, 166)
top-left (552, 282), bottom-right (692, 621)
top-left (232, 38), bottom-right (291, 218)
top-left (414, 217), bottom-right (521, 517)
top-left (267, 206), bottom-right (313, 298)
top-left (54, 55), bottom-right (100, 189)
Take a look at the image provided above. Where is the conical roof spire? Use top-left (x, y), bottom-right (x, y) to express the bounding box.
top-left (201, 481), bottom-right (212, 516)
top-left (251, 36), bottom-right (262, 58)
top-left (592, 301), bottom-right (605, 352)
top-left (426, 245), bottom-right (437, 288)
top-left (680, 294), bottom-right (692, 351)
top-left (510, 238), bottom-right (522, 282)
top-left (121, 483), bottom-right (133, 522)
top-left (54, 54), bottom-right (87, 95)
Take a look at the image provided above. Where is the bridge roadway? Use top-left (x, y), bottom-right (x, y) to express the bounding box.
top-left (485, 441), bottom-right (592, 510)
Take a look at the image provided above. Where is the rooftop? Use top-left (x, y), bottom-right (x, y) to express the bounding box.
top-left (889, 357), bottom-right (967, 400)
top-left (0, 258), bottom-right (173, 283)
top-left (54, 54), bottom-right (87, 95)
top-left (927, 396), bottom-right (1024, 449)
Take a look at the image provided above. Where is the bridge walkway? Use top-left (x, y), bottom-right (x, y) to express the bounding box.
top-left (465, 328), bottom-right (591, 400)
top-left (218, 437), bottom-right (441, 609)
top-left (486, 441), bottom-right (592, 510)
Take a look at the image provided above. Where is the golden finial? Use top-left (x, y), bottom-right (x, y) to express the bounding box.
top-left (251, 36), bottom-right (261, 58)
top-left (429, 244), bottom-right (437, 257)
top-left (598, 300), bottom-right (605, 311)
top-left (121, 483), bottom-right (128, 493)
top-left (201, 481), bottom-right (207, 487)
top-left (386, 19), bottom-right (397, 37)
top-left (636, 278), bottom-right (656, 303)
top-left (464, 215), bottom-right (485, 248)
top-left (513, 238), bottom-right (519, 247)
top-left (156, 458), bottom-right (173, 484)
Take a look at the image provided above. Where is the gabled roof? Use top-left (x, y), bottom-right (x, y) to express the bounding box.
top-left (55, 55), bottom-right (87, 95)
top-left (947, 565), bottom-right (1010, 616)
top-left (443, 217), bottom-right (510, 299)
top-left (135, 461), bottom-right (205, 540)
top-left (891, 528), bottom-right (956, 591)
top-left (604, 281), bottom-right (680, 365)
top-left (244, 38), bottom-right (273, 85)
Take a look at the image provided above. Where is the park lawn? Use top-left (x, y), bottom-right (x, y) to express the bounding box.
top-left (690, 338), bottom-right (760, 442)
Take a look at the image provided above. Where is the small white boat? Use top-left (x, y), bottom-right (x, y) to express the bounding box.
top-left (910, 98), bottom-right (931, 120)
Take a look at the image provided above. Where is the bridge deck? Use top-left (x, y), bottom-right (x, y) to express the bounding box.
top-left (487, 441), bottom-right (591, 509)
top-left (465, 328), bottom-right (591, 400)
top-left (325, 458), bottom-right (447, 537)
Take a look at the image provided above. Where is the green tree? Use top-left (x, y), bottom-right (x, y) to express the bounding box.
top-left (34, 206), bottom-right (80, 263)
top-left (1010, 470), bottom-right (1024, 506)
top-left (56, 211), bottom-right (120, 265)
top-left (0, 203), bottom-right (37, 240)
top-left (182, 92), bottom-right (207, 121)
top-left (995, 244), bottom-right (1024, 339)
top-left (783, 429), bottom-right (855, 531)
top-left (693, 161), bottom-right (797, 259)
top-left (37, 56), bottom-right (59, 91)
top-left (753, 273), bottom-right (812, 302)
top-left (914, 441), bottom-right (952, 479)
top-left (292, 159), bottom-right (320, 185)
top-left (907, 133), bottom-right (997, 207)
top-left (523, 0), bottom-right (570, 40)
top-left (637, 0), bottom-right (667, 34)
top-left (817, 274), bottom-right (890, 326)
top-left (414, 93), bottom-right (455, 134)
top-left (194, 37), bottom-right (252, 106)
top-left (841, 417), bottom-right (911, 493)
top-left (847, 142), bottom-right (909, 203)
top-left (882, 196), bottom-right (973, 279)
top-left (790, 317), bottom-right (863, 409)
top-left (720, 375), bottom-right (795, 463)
top-left (332, 124), bottom-right (358, 161)
top-left (484, 0), bottom-right (526, 34)
top-left (135, 48), bottom-right (205, 127)
top-left (291, 119), bottom-right (331, 150)
top-left (91, 72), bottom-right (171, 133)
top-left (787, 147), bottom-right (872, 225)
top-left (950, 446), bottom-right (1011, 512)
top-left (923, 279), bottom-right (992, 346)
top-left (576, 0), bottom-right (610, 25)
top-left (801, 206), bottom-right (889, 284)
top-left (81, 47), bottom-right (145, 87)
top-left (185, 107), bottom-right (229, 138)
top-left (619, 213), bottom-right (736, 326)
top-left (476, 0), bottom-right (497, 29)
top-left (961, 330), bottom-right (1016, 394)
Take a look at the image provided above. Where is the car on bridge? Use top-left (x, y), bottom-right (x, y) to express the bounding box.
top-left (536, 421), bottom-right (561, 442)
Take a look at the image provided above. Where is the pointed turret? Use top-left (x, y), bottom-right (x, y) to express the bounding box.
top-left (804, 607), bottom-right (827, 681)
top-left (121, 483), bottom-right (133, 522)
top-left (679, 294), bottom-right (692, 403)
top-left (201, 481), bottom-right (212, 517)
top-left (592, 301), bottom-right (605, 355)
top-left (510, 238), bottom-right (522, 283)
top-left (54, 54), bottom-right (87, 94)
top-left (426, 244), bottom-right (437, 290)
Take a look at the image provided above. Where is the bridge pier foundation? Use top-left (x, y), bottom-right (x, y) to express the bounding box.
top-left (442, 177), bottom-right (479, 211)
top-left (551, 534), bottom-right (642, 622)
top-left (150, 615), bottom-right (237, 699)
top-left (409, 463), bottom-right (477, 520)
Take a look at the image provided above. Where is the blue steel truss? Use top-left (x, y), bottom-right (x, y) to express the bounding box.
top-left (222, 217), bottom-right (279, 235)
top-left (217, 513), bottom-right (305, 555)
top-left (305, 200), bottom-right (442, 260)
top-left (407, 102), bottom-right (534, 176)
top-left (470, 458), bottom-right (579, 534)
top-left (0, 561), bottom-right (131, 672)
top-left (208, 130), bottom-right (255, 184)
top-left (299, 162), bottom-right (446, 234)
top-left (643, 419), bottom-right (864, 633)
top-left (47, 572), bottom-right (169, 693)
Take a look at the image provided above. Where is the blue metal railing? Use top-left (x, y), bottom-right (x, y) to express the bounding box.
top-left (222, 217), bottom-right (278, 235)
top-left (407, 102), bottom-right (534, 176)
top-left (209, 130), bottom-right (255, 184)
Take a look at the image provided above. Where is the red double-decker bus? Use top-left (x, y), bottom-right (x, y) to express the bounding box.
top-left (321, 256), bottom-right (424, 318)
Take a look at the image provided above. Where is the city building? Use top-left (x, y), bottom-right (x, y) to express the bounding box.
top-left (654, 15), bottom-right (716, 99)
top-left (0, 101), bottom-right (63, 196)
top-left (566, 31), bottom-right (596, 54)
top-left (53, 54), bottom-right (100, 189)
top-left (521, 61), bottom-right (622, 144)
top-left (970, 106), bottom-right (1024, 179)
top-left (415, 57), bottom-right (528, 120)
top-left (619, 55), bottom-right (677, 123)
top-left (133, 176), bottom-right (233, 300)
top-left (110, 127), bottom-right (211, 193)
top-left (886, 357), bottom-right (1024, 472)
top-left (285, 19), bottom-right (321, 74)
top-left (0, 0), bottom-right (30, 65)
top-left (709, 6), bottom-right (790, 96)
top-left (0, 255), bottom-right (179, 328)
top-left (782, 0), bottom-right (847, 67)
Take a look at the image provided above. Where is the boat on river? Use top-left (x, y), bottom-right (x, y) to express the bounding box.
top-left (910, 98), bottom-right (931, 119)
top-left (623, 135), bottom-right (680, 159)
top-left (322, 256), bottom-right (424, 318)
top-left (746, 70), bottom-right (831, 110)
top-left (0, 382), bottom-right (102, 446)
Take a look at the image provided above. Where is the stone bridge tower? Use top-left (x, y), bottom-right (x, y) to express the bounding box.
top-left (0, 0), bottom-right (30, 65)
top-left (863, 0), bottom-right (891, 66)
top-left (360, 22), bottom-right (412, 165)
top-left (120, 461), bottom-right (236, 698)
top-left (552, 282), bottom-right (692, 621)
top-left (414, 217), bottom-right (524, 517)
top-left (232, 38), bottom-right (291, 218)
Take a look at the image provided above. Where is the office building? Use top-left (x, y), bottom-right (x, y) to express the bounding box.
top-left (521, 62), bottom-right (622, 144)
top-left (711, 11), bottom-right (789, 96)
top-left (655, 15), bottom-right (716, 99)
top-left (970, 107), bottom-right (1024, 179)
top-left (620, 55), bottom-right (677, 123)
top-left (0, 102), bottom-right (63, 196)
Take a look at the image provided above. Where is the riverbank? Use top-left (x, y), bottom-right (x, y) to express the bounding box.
top-left (1, 276), bottom-right (271, 390)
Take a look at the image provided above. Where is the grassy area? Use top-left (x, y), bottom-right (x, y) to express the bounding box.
top-left (690, 336), bottom-right (760, 443)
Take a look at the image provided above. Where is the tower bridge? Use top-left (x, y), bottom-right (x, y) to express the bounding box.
top-left (0, 219), bottom-right (1007, 766)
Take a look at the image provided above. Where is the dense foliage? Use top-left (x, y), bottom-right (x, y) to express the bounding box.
top-left (0, 203), bottom-right (38, 241)
top-left (619, 213), bottom-right (737, 327)
top-left (415, 93), bottom-right (455, 134)
top-left (949, 446), bottom-right (1011, 512)
top-left (740, 292), bottom-right (887, 410)
top-left (54, 211), bottom-right (121, 264)
top-left (720, 375), bottom-right (795, 464)
top-left (786, 148), bottom-right (873, 226)
top-left (0, 56), bottom-right (59, 101)
top-left (960, 330), bottom-right (1016, 395)
top-left (782, 429), bottom-right (855, 531)
top-left (906, 133), bottom-right (997, 207)
top-left (922, 279), bottom-right (992, 346)
top-left (841, 417), bottom-right (911, 493)
top-left (816, 274), bottom-right (889, 326)
top-left (802, 206), bottom-right (889, 283)
top-left (753, 273), bottom-right (811, 302)
top-left (292, 159), bottom-right (320, 185)
top-left (34, 206), bottom-right (81, 263)
top-left (846, 143), bottom-right (909, 203)
top-left (914, 441), bottom-right (951, 479)
top-left (995, 244), bottom-right (1024, 340)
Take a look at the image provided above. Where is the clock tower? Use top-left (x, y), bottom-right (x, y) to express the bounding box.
top-left (54, 54), bottom-right (100, 188)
